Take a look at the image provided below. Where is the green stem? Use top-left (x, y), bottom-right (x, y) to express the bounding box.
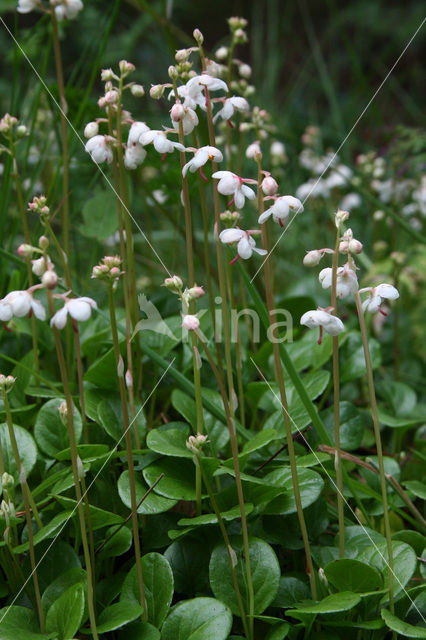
top-left (331, 226), bottom-right (344, 558)
top-left (107, 283), bottom-right (147, 620)
top-left (71, 321), bottom-right (88, 443)
top-left (196, 332), bottom-right (254, 640)
top-left (50, 9), bottom-right (70, 258)
top-left (47, 293), bottom-right (99, 639)
top-left (2, 389), bottom-right (44, 631)
top-left (354, 291), bottom-right (394, 613)
top-left (257, 162), bottom-right (316, 599)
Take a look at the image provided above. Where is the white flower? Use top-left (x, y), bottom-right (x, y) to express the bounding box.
top-left (0, 290), bottom-right (46, 322)
top-left (139, 130), bottom-right (185, 156)
top-left (212, 171), bottom-right (256, 208)
top-left (182, 146), bottom-right (223, 178)
top-left (124, 122), bottom-right (148, 169)
top-left (181, 314), bottom-right (200, 331)
top-left (51, 0), bottom-right (84, 20)
top-left (17, 0), bottom-right (38, 13)
top-left (50, 297), bottom-right (97, 329)
top-left (84, 121), bottom-right (99, 139)
top-left (219, 228), bottom-right (267, 262)
top-left (296, 178), bottom-right (330, 201)
top-left (258, 195), bottom-right (303, 226)
top-left (318, 264), bottom-right (358, 299)
top-left (213, 96), bottom-right (249, 123)
top-left (339, 192), bottom-right (361, 211)
top-left (172, 74), bottom-right (228, 111)
top-left (300, 309), bottom-right (345, 340)
top-left (360, 284), bottom-right (399, 314)
top-left (246, 141), bottom-right (262, 160)
top-left (171, 105), bottom-right (199, 135)
top-left (325, 164), bottom-right (352, 189)
top-left (85, 135), bottom-right (113, 164)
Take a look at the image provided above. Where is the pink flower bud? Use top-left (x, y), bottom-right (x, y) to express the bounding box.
top-left (303, 250), bottom-right (322, 267)
top-left (41, 270), bottom-right (58, 289)
top-left (182, 314), bottom-right (200, 331)
top-left (17, 244), bottom-right (34, 258)
top-left (348, 239), bottom-right (363, 254)
top-left (170, 103), bottom-right (185, 122)
top-left (262, 176), bottom-right (278, 196)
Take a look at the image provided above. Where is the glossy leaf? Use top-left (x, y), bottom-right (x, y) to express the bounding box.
top-left (161, 597), bottom-right (232, 640)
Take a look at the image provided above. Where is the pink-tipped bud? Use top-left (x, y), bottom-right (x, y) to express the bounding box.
top-left (41, 270), bottom-right (58, 289)
top-left (262, 176), bottom-right (278, 196)
top-left (164, 275), bottom-right (183, 292)
top-left (101, 68), bottom-right (115, 82)
top-left (348, 239), bottom-right (363, 254)
top-left (182, 314), bottom-right (200, 331)
top-left (39, 235), bottom-right (49, 250)
top-left (125, 369), bottom-right (133, 389)
top-left (17, 244), bottom-right (34, 258)
top-left (119, 60), bottom-right (135, 76)
top-left (303, 250), bottom-right (322, 267)
top-left (170, 103), bottom-right (185, 122)
top-left (339, 241), bottom-right (349, 254)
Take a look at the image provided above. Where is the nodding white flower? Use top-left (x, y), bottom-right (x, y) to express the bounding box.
top-left (170, 104), bottom-right (199, 135)
top-left (212, 170), bottom-right (256, 209)
top-left (339, 192), bottom-right (361, 211)
top-left (50, 297), bottom-right (97, 330)
top-left (360, 283), bottom-right (399, 314)
top-left (213, 97), bottom-right (249, 124)
top-left (32, 256), bottom-right (54, 278)
top-left (0, 290), bottom-right (46, 322)
top-left (262, 176), bottom-right (278, 196)
top-left (258, 195), bottom-right (303, 227)
top-left (84, 121), bottom-right (99, 139)
top-left (319, 264), bottom-right (358, 299)
top-left (17, 0), bottom-right (38, 13)
top-left (182, 146), bottom-right (223, 179)
top-left (124, 122), bottom-right (149, 169)
top-left (182, 74), bottom-right (228, 110)
top-left (246, 141), bottom-right (262, 160)
top-left (219, 228), bottom-right (267, 263)
top-left (85, 135), bottom-right (114, 164)
top-left (300, 308), bottom-right (345, 343)
top-left (325, 164), bottom-right (352, 189)
top-left (139, 130), bottom-right (185, 156)
top-left (51, 0), bottom-right (84, 20)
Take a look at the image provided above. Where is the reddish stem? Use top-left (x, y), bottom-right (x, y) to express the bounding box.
top-left (28, 310), bottom-right (33, 318)
top-left (229, 254), bottom-right (240, 265)
top-left (228, 196), bottom-right (235, 207)
top-left (199, 166), bottom-right (209, 183)
top-left (379, 307), bottom-right (388, 316)
top-left (161, 153), bottom-right (167, 162)
top-left (2, 322), bottom-right (11, 333)
top-left (227, 119), bottom-right (234, 129)
top-left (278, 219), bottom-right (284, 228)
top-left (318, 325), bottom-right (323, 345)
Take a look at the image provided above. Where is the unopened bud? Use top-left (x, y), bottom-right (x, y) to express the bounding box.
top-left (119, 60), bottom-right (135, 77)
top-left (164, 275), bottom-right (183, 292)
top-left (215, 46), bottom-right (228, 61)
top-left (220, 210), bottom-right (241, 225)
top-left (335, 209), bottom-right (349, 227)
top-left (2, 473), bottom-right (14, 492)
top-left (175, 48), bottom-right (191, 63)
top-left (246, 141), bottom-right (261, 160)
top-left (182, 314), bottom-right (200, 331)
top-left (16, 125), bottom-right (27, 138)
top-left (76, 456), bottom-right (85, 481)
top-left (193, 28), bottom-right (204, 45)
top-left (170, 103), bottom-right (185, 122)
top-left (41, 270), bottom-right (58, 289)
top-left (186, 433), bottom-right (209, 455)
top-left (150, 84), bottom-right (165, 100)
top-left (101, 68), bottom-right (115, 82)
top-left (104, 90), bottom-right (119, 105)
top-left (239, 63), bottom-right (252, 79)
top-left (348, 239), bottom-right (363, 254)
top-left (125, 369), bottom-right (133, 389)
top-left (303, 250), bottom-right (322, 267)
top-left (39, 235), bottom-right (49, 250)
top-left (17, 244), bottom-right (35, 258)
top-left (117, 355), bottom-right (124, 378)
top-left (58, 400), bottom-right (68, 425)
top-left (84, 121), bottom-right (99, 138)
top-left (130, 84), bottom-right (145, 97)
top-left (168, 66), bottom-right (178, 80)
top-left (234, 28), bottom-right (247, 44)
top-left (0, 375), bottom-right (16, 392)
top-left (262, 176), bottom-right (278, 196)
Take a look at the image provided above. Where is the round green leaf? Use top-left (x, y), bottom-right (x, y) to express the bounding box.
top-left (321, 401), bottom-right (364, 451)
top-left (271, 576), bottom-right (311, 608)
top-left (289, 591), bottom-right (361, 614)
top-left (209, 537), bottom-right (280, 616)
top-left (165, 538), bottom-right (210, 595)
top-left (96, 601), bottom-right (143, 633)
top-left (0, 606), bottom-right (47, 640)
top-left (161, 597), bottom-right (232, 640)
top-left (264, 467), bottom-right (324, 514)
top-left (357, 541), bottom-right (417, 595)
top-left (324, 559), bottom-right (383, 593)
top-left (99, 525), bottom-right (132, 558)
top-left (0, 422), bottom-right (37, 484)
top-left (45, 583), bottom-right (85, 639)
top-left (34, 398), bottom-right (82, 458)
top-left (41, 567), bottom-right (87, 615)
top-left (118, 470), bottom-right (177, 514)
top-left (142, 458), bottom-right (197, 501)
top-left (146, 422), bottom-right (193, 458)
top-left (121, 552), bottom-right (174, 627)
top-left (117, 622), bottom-right (160, 640)
top-left (381, 609), bottom-right (426, 638)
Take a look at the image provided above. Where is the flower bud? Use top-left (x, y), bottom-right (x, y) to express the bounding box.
top-left (348, 239), bottom-right (363, 254)
top-left (41, 270), bottom-right (58, 289)
top-left (125, 369), bottom-right (133, 389)
top-left (215, 46), bottom-right (228, 61)
top-left (182, 314), bottom-right (200, 331)
top-left (39, 235), bottom-right (49, 250)
top-left (117, 355), bottom-right (124, 378)
top-left (246, 141), bottom-right (262, 160)
top-left (303, 250), bottom-right (322, 267)
top-left (101, 68), bottom-right (115, 82)
top-left (0, 375), bottom-right (15, 392)
top-left (239, 63), bottom-right (252, 79)
top-left (150, 84), bottom-right (165, 99)
top-left (58, 400), bottom-right (68, 425)
top-left (262, 176), bottom-right (278, 196)
top-left (119, 60), bottom-right (135, 77)
top-left (185, 286), bottom-right (205, 302)
top-left (186, 433), bottom-right (209, 455)
top-left (175, 48), bottom-right (191, 63)
top-left (130, 84), bottom-right (145, 97)
top-left (234, 28), bottom-right (247, 44)
top-left (193, 28), bottom-right (204, 45)
top-left (2, 472), bottom-right (14, 493)
top-left (164, 275), bottom-right (183, 292)
top-left (170, 103), bottom-right (185, 122)
top-left (335, 209), bottom-right (349, 227)
top-left (16, 124), bottom-right (27, 138)
top-left (220, 210), bottom-right (241, 225)
top-left (168, 65), bottom-right (178, 80)
top-left (0, 113), bottom-right (18, 134)
top-left (104, 90), bottom-right (119, 105)
top-left (17, 244), bottom-right (35, 258)
top-left (84, 121), bottom-right (99, 138)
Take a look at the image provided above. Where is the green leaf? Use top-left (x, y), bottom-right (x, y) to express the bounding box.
top-left (357, 541), bottom-right (417, 595)
top-left (321, 402), bottom-right (364, 451)
top-left (41, 568), bottom-right (87, 615)
top-left (161, 597), bottom-right (232, 640)
top-left (45, 583), bottom-right (85, 639)
top-left (121, 552), bottom-right (174, 627)
top-left (96, 601), bottom-right (143, 633)
top-left (209, 537), bottom-right (280, 616)
top-left (381, 609), bottom-right (426, 638)
top-left (13, 510), bottom-right (73, 552)
top-left (98, 525), bottom-right (132, 558)
top-left (146, 422), bottom-right (193, 458)
top-left (142, 458), bottom-right (198, 501)
top-left (324, 559), bottom-right (383, 593)
top-left (165, 538), bottom-right (210, 595)
top-left (34, 398), bottom-right (82, 458)
top-left (117, 621), bottom-right (160, 640)
top-left (118, 470), bottom-right (178, 514)
top-left (97, 396), bottom-right (145, 445)
top-left (84, 344), bottom-right (121, 390)
top-left (0, 606), bottom-right (54, 640)
top-left (265, 622), bottom-right (290, 640)
top-left (379, 381), bottom-right (417, 417)
top-left (340, 332), bottom-right (381, 382)
top-left (288, 591), bottom-right (361, 615)
top-left (178, 504), bottom-right (254, 527)
top-left (263, 467), bottom-right (324, 514)
top-left (242, 429), bottom-right (281, 455)
top-left (404, 481), bottom-right (426, 500)
top-left (52, 495), bottom-right (122, 530)
top-left (0, 422), bottom-right (37, 484)
top-left (27, 541), bottom-right (81, 593)
top-left (80, 189), bottom-right (118, 240)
